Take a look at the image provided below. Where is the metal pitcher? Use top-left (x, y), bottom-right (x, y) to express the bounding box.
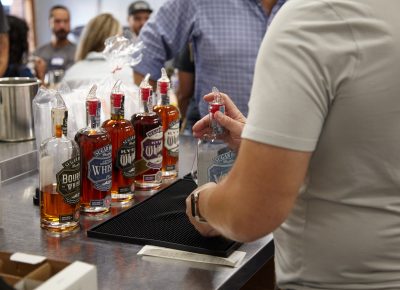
top-left (0, 77), bottom-right (41, 142)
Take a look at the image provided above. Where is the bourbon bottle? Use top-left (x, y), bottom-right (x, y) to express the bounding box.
top-left (75, 85), bottom-right (112, 214)
top-left (102, 80), bottom-right (135, 204)
top-left (40, 93), bottom-right (80, 233)
top-left (153, 68), bottom-right (180, 179)
top-left (131, 75), bottom-right (163, 189)
top-left (196, 87), bottom-right (236, 186)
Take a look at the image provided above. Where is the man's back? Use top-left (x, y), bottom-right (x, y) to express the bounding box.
top-left (246, 0), bottom-right (400, 288)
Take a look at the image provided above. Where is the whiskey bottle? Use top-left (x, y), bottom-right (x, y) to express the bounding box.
top-left (196, 87), bottom-right (236, 186)
top-left (102, 80), bottom-right (135, 204)
top-left (75, 85), bottom-right (112, 214)
top-left (153, 68), bottom-right (180, 179)
top-left (131, 74), bottom-right (163, 189)
top-left (40, 93), bottom-right (80, 233)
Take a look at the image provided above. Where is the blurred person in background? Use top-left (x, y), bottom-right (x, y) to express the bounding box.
top-left (3, 15), bottom-right (33, 78)
top-left (126, 0), bottom-right (152, 42)
top-left (33, 5), bottom-right (76, 82)
top-left (134, 0), bottom-right (286, 118)
top-left (174, 43), bottom-right (199, 135)
top-left (63, 13), bottom-right (133, 88)
top-left (0, 0), bottom-right (9, 77)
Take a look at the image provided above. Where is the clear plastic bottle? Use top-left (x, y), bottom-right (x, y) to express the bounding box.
top-left (40, 93), bottom-right (80, 233)
top-left (196, 87), bottom-right (236, 186)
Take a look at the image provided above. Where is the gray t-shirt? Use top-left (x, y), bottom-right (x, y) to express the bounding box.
top-left (0, 1), bottom-right (9, 33)
top-left (34, 42), bottom-right (76, 72)
top-left (243, 0), bottom-right (400, 289)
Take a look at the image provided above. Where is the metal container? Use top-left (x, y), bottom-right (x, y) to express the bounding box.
top-left (0, 77), bottom-right (41, 142)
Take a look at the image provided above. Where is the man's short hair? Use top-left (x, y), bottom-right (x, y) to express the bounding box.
top-left (49, 5), bottom-right (70, 19)
top-left (128, 1), bottom-right (152, 16)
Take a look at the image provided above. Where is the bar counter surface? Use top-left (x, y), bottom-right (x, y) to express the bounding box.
top-left (0, 136), bottom-right (274, 290)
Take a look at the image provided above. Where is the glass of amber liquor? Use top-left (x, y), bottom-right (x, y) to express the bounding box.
top-left (40, 93), bottom-right (80, 233)
top-left (131, 74), bottom-right (163, 189)
top-left (153, 68), bottom-right (180, 179)
top-left (102, 80), bottom-right (135, 205)
top-left (75, 85), bottom-right (112, 214)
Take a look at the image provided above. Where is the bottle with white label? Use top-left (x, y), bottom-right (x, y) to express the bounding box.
top-left (40, 92), bottom-right (81, 233)
top-left (131, 74), bottom-right (163, 189)
top-left (75, 85), bottom-right (112, 214)
top-left (196, 87), bottom-right (236, 186)
top-left (153, 68), bottom-right (180, 179)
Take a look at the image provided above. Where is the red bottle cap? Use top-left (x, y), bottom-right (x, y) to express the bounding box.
top-left (87, 99), bottom-right (99, 116)
top-left (141, 87), bottom-right (152, 101)
top-left (209, 103), bottom-right (223, 116)
top-left (158, 81), bottom-right (169, 95)
top-left (112, 93), bottom-right (123, 108)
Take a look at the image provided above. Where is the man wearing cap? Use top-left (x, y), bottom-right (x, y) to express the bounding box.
top-left (127, 1), bottom-right (152, 42)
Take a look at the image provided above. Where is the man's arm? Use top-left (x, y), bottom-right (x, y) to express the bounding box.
top-left (134, 71), bottom-right (156, 88)
top-left (0, 33), bottom-right (8, 77)
top-left (176, 70), bottom-right (194, 121)
top-left (191, 139), bottom-right (311, 242)
top-left (33, 56), bottom-right (47, 83)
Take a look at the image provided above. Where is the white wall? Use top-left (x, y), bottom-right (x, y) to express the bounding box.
top-left (34, 0), bottom-right (167, 47)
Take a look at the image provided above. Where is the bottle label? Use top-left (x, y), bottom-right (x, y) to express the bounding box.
top-left (141, 126), bottom-right (163, 169)
top-left (59, 214), bottom-right (73, 223)
top-left (90, 199), bottom-right (108, 207)
top-left (56, 156), bottom-right (81, 205)
top-left (143, 171), bottom-right (162, 183)
top-left (165, 120), bottom-right (179, 157)
top-left (117, 135), bottom-right (135, 178)
top-left (166, 164), bottom-right (176, 171)
top-left (118, 186), bottom-right (131, 194)
top-left (88, 144), bottom-right (112, 191)
top-left (208, 149), bottom-right (236, 183)
top-left (62, 111), bottom-right (68, 136)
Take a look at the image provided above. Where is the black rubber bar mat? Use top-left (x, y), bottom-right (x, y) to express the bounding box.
top-left (87, 177), bottom-right (241, 257)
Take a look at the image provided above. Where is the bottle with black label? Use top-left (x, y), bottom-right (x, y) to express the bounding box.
top-left (196, 87), bottom-right (236, 186)
top-left (102, 80), bottom-right (135, 205)
top-left (75, 85), bottom-right (112, 214)
top-left (40, 92), bottom-right (81, 233)
top-left (153, 68), bottom-right (180, 179)
top-left (131, 74), bottom-right (163, 189)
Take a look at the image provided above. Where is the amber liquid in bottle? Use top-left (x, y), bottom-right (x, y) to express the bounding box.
top-left (102, 92), bottom-right (135, 204)
top-left (131, 113), bottom-right (163, 189)
top-left (153, 70), bottom-right (179, 179)
top-left (40, 99), bottom-right (80, 233)
top-left (76, 98), bottom-right (112, 215)
top-left (131, 83), bottom-right (162, 189)
top-left (41, 184), bottom-right (80, 232)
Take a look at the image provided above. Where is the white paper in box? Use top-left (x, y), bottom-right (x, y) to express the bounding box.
top-left (6, 252), bottom-right (97, 290)
top-left (35, 261), bottom-right (97, 290)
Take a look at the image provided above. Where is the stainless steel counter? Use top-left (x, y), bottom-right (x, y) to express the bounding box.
top-left (0, 140), bottom-right (37, 182)
top-left (0, 136), bottom-right (274, 290)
